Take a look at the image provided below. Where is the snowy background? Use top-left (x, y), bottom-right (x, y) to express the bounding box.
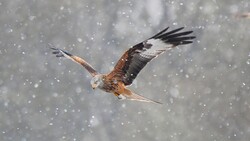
top-left (0, 0), bottom-right (250, 141)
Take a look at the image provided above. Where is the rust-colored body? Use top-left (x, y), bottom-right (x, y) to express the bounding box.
top-left (51, 27), bottom-right (195, 104)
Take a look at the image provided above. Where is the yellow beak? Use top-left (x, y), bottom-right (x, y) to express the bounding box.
top-left (91, 84), bottom-right (97, 89)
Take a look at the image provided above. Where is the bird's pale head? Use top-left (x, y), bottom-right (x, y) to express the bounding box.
top-left (90, 74), bottom-right (104, 89)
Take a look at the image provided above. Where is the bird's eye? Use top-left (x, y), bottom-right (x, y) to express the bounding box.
top-left (94, 80), bottom-right (99, 84)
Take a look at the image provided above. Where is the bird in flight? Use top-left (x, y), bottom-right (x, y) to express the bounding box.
top-left (51, 27), bottom-right (195, 104)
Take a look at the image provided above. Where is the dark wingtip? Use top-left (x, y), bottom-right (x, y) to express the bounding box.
top-left (169, 27), bottom-right (185, 33)
top-left (56, 54), bottom-right (64, 57)
top-left (187, 36), bottom-right (196, 39)
top-left (48, 43), bottom-right (57, 50)
top-left (48, 44), bottom-right (73, 58)
top-left (179, 40), bottom-right (193, 45)
top-left (150, 27), bottom-right (170, 39)
top-left (183, 30), bottom-right (193, 35)
top-left (153, 100), bottom-right (163, 104)
top-left (183, 41), bottom-right (193, 44)
top-left (179, 27), bottom-right (185, 30)
top-left (152, 26), bottom-right (196, 45)
top-left (50, 47), bottom-right (58, 50)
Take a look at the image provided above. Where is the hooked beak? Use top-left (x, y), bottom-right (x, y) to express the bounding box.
top-left (91, 84), bottom-right (97, 90)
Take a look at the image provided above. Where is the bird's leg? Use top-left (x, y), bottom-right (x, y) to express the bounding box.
top-left (114, 92), bottom-right (126, 100)
top-left (114, 92), bottom-right (119, 97)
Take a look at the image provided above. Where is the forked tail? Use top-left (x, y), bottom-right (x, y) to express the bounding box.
top-left (122, 88), bottom-right (162, 104)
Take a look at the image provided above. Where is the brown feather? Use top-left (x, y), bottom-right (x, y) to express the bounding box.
top-left (50, 27), bottom-right (195, 104)
top-left (122, 88), bottom-right (162, 104)
top-left (50, 47), bottom-right (98, 77)
top-left (107, 27), bottom-right (195, 86)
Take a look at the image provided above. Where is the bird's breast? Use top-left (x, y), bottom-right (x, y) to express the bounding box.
top-left (98, 78), bottom-right (123, 94)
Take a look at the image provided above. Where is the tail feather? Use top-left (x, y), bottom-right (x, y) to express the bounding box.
top-left (122, 88), bottom-right (162, 104)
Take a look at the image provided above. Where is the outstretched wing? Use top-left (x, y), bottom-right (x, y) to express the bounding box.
top-left (50, 46), bottom-right (98, 77)
top-left (107, 27), bottom-right (195, 85)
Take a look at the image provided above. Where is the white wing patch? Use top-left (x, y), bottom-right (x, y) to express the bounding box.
top-left (139, 39), bottom-right (174, 59)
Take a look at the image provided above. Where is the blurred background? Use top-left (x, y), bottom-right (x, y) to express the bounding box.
top-left (0, 0), bottom-right (250, 141)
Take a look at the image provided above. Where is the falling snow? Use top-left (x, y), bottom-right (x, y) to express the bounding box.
top-left (0, 0), bottom-right (250, 141)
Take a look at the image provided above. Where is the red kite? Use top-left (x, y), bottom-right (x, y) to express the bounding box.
top-left (51, 27), bottom-right (195, 104)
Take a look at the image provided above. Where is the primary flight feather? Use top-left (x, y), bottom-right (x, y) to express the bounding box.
top-left (51, 27), bottom-right (195, 104)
